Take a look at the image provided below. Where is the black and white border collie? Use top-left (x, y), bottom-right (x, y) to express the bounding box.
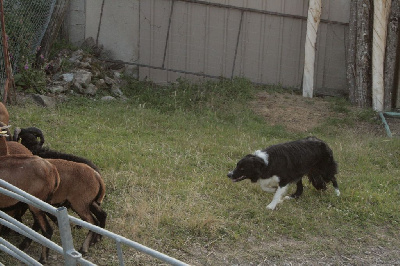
top-left (227, 137), bottom-right (340, 210)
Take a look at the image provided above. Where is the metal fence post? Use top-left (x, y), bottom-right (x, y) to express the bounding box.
top-left (56, 207), bottom-right (82, 266)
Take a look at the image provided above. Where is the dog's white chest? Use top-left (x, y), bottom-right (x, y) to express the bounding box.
top-left (258, 176), bottom-right (280, 192)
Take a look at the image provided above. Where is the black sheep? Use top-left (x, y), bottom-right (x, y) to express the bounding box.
top-left (13, 127), bottom-right (100, 173)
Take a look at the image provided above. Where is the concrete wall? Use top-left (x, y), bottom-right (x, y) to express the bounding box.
top-left (65, 0), bottom-right (140, 66)
top-left (64, 0), bottom-right (350, 95)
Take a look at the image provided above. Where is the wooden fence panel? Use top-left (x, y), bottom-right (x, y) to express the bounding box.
top-left (65, 0), bottom-right (350, 95)
top-left (139, 0), bottom-right (172, 83)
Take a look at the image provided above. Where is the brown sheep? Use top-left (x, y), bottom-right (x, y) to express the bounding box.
top-left (0, 133), bottom-right (60, 263)
top-left (0, 102), bottom-right (9, 125)
top-left (46, 159), bottom-right (107, 253)
top-left (14, 127), bottom-right (100, 172)
top-left (4, 139), bottom-right (107, 254)
top-left (6, 140), bottom-right (33, 155)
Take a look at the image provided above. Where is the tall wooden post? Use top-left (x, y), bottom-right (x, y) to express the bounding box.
top-left (372, 0), bottom-right (392, 111)
top-left (302, 0), bottom-right (322, 98)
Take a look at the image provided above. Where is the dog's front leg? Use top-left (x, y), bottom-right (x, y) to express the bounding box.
top-left (266, 185), bottom-right (288, 210)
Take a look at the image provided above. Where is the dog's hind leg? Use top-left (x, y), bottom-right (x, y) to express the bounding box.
top-left (331, 177), bottom-right (340, 196)
top-left (321, 165), bottom-right (340, 196)
top-left (266, 185), bottom-right (288, 210)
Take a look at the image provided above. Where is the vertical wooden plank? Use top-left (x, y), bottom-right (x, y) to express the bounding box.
top-left (318, 24), bottom-right (347, 94)
top-left (245, 0), bottom-right (263, 10)
top-left (258, 1), bottom-right (267, 83)
top-left (139, 0), bottom-right (171, 82)
top-left (279, 0), bottom-right (307, 87)
top-left (206, 6), bottom-right (241, 78)
top-left (260, 14), bottom-right (283, 85)
top-left (234, 1), bottom-right (274, 83)
top-left (280, 18), bottom-right (305, 88)
top-left (164, 1), bottom-right (188, 82)
top-left (318, 0), bottom-right (348, 95)
top-left (237, 12), bottom-right (265, 82)
top-left (225, 0), bottom-right (245, 8)
top-left (323, 0), bottom-right (350, 23)
top-left (295, 0), bottom-right (308, 89)
top-left (316, 0), bottom-right (329, 90)
top-left (231, 0), bottom-right (309, 87)
top-left (315, 23), bottom-right (327, 91)
top-left (181, 2), bottom-right (210, 83)
top-left (186, 3), bottom-right (207, 74)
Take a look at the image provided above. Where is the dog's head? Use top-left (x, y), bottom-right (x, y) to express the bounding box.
top-left (227, 154), bottom-right (267, 183)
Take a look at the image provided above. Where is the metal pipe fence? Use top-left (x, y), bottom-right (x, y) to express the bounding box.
top-left (0, 179), bottom-right (188, 266)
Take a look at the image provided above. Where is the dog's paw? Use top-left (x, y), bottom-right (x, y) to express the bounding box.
top-left (284, 196), bottom-right (293, 200)
top-left (262, 187), bottom-right (277, 193)
top-left (266, 204), bottom-right (276, 210)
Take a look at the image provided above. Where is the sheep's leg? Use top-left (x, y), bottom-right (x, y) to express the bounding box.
top-left (71, 204), bottom-right (98, 254)
top-left (0, 209), bottom-right (19, 235)
top-left (36, 213), bottom-right (53, 264)
top-left (19, 208), bottom-right (53, 264)
top-left (45, 212), bottom-right (58, 224)
top-left (0, 203), bottom-right (28, 235)
top-left (90, 202), bottom-right (107, 228)
top-left (18, 219), bottom-right (40, 250)
top-left (82, 231), bottom-right (96, 253)
top-left (89, 202), bottom-right (107, 244)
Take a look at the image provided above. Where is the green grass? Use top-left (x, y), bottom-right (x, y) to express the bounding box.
top-left (2, 79), bottom-right (400, 265)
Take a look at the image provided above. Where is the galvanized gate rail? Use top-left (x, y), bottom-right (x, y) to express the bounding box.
top-left (0, 179), bottom-right (188, 266)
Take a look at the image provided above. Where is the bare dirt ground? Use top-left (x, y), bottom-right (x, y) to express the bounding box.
top-left (251, 91), bottom-right (399, 137)
top-left (252, 91), bottom-right (337, 133)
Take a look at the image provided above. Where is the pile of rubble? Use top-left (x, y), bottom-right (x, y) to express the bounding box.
top-left (23, 37), bottom-right (129, 107)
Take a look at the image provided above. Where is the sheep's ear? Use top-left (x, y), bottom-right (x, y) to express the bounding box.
top-left (13, 127), bottom-right (21, 142)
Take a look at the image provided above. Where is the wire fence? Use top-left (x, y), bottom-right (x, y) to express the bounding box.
top-left (0, 0), bottom-right (56, 93)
